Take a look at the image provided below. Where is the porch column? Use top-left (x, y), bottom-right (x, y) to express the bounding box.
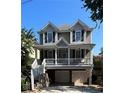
top-left (68, 48), bottom-right (70, 65)
top-left (43, 33), bottom-right (45, 44)
top-left (55, 32), bottom-right (58, 42)
top-left (55, 48), bottom-right (57, 65)
top-left (89, 68), bottom-right (92, 85)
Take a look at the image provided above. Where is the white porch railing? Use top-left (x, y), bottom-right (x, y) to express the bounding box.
top-left (45, 58), bottom-right (91, 65)
top-left (31, 59), bottom-right (46, 90)
top-left (31, 59), bottom-right (38, 69)
top-left (31, 59), bottom-right (38, 90)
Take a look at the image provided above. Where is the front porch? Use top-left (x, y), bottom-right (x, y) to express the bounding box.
top-left (40, 48), bottom-right (93, 66)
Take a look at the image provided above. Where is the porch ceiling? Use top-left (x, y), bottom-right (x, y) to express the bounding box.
top-left (69, 43), bottom-right (95, 49)
top-left (46, 65), bottom-right (93, 70)
top-left (34, 44), bottom-right (56, 49)
top-left (34, 43), bottom-right (95, 50)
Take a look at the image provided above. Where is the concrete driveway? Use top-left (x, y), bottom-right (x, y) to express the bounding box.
top-left (40, 86), bottom-right (102, 93)
top-left (22, 85), bottom-right (102, 93)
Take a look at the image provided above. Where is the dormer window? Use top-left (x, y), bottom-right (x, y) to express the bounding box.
top-left (75, 30), bottom-right (81, 41)
top-left (45, 32), bottom-right (53, 43)
top-left (44, 31), bottom-right (55, 43)
top-left (47, 32), bottom-right (53, 43)
top-left (72, 30), bottom-right (84, 42)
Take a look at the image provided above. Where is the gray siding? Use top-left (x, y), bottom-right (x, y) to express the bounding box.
top-left (86, 31), bottom-right (91, 43)
top-left (58, 32), bottom-right (70, 43)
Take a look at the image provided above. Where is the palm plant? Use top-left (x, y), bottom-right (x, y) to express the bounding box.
top-left (21, 28), bottom-right (36, 90)
top-left (21, 28), bottom-right (36, 67)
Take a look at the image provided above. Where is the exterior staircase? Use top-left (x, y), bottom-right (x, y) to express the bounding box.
top-left (31, 59), bottom-right (47, 90)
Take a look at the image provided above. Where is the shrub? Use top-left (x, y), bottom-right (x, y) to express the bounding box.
top-left (21, 78), bottom-right (30, 91)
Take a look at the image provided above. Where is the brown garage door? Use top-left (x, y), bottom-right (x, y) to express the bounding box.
top-left (55, 71), bottom-right (70, 83)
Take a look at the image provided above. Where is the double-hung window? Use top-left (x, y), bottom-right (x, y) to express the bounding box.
top-left (47, 32), bottom-right (53, 43)
top-left (75, 30), bottom-right (81, 42)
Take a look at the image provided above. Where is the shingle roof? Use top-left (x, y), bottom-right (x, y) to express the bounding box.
top-left (58, 24), bottom-right (70, 31)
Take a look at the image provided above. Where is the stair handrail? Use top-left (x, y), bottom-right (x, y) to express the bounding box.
top-left (42, 59), bottom-right (46, 73)
top-left (31, 59), bottom-right (38, 69)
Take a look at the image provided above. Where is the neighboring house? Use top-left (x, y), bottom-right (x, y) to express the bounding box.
top-left (29, 42), bottom-right (40, 60)
top-left (31, 19), bottom-right (95, 90)
top-left (29, 48), bottom-right (40, 60)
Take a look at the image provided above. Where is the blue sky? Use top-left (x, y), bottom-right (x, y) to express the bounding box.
top-left (21, 0), bottom-right (103, 55)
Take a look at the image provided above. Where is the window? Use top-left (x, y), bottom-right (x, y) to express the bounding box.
top-left (75, 30), bottom-right (81, 41)
top-left (47, 32), bottom-right (53, 43)
top-left (72, 30), bottom-right (85, 42)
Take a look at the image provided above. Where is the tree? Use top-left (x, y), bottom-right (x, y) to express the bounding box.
top-left (21, 28), bottom-right (36, 90)
top-left (82, 0), bottom-right (103, 23)
top-left (92, 47), bottom-right (103, 85)
top-left (21, 28), bottom-right (36, 68)
top-left (99, 47), bottom-right (103, 56)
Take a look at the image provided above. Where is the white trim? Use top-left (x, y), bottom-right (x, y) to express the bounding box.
top-left (70, 31), bottom-right (72, 43)
top-left (55, 37), bottom-right (69, 48)
top-left (43, 33), bottom-right (45, 44)
top-left (55, 48), bottom-right (57, 65)
top-left (55, 32), bottom-right (58, 42)
top-left (40, 21), bottom-right (59, 32)
top-left (70, 19), bottom-right (91, 31)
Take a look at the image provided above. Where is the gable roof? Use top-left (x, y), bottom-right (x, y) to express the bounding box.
top-left (70, 19), bottom-right (92, 31)
top-left (39, 21), bottom-right (59, 33)
top-left (56, 37), bottom-right (69, 48)
top-left (38, 19), bottom-right (93, 34)
top-left (58, 24), bottom-right (70, 31)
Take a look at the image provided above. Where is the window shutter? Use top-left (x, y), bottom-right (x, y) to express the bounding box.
top-left (72, 31), bottom-right (75, 42)
top-left (45, 50), bottom-right (47, 58)
top-left (45, 32), bottom-right (47, 43)
top-left (53, 32), bottom-right (55, 42)
top-left (81, 30), bottom-right (84, 41)
top-left (81, 49), bottom-right (85, 58)
top-left (73, 49), bottom-right (75, 58)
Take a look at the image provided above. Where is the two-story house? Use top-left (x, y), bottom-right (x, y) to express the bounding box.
top-left (31, 19), bottom-right (95, 90)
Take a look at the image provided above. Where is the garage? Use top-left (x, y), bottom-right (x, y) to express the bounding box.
top-left (72, 70), bottom-right (89, 86)
top-left (55, 70), bottom-right (70, 83)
